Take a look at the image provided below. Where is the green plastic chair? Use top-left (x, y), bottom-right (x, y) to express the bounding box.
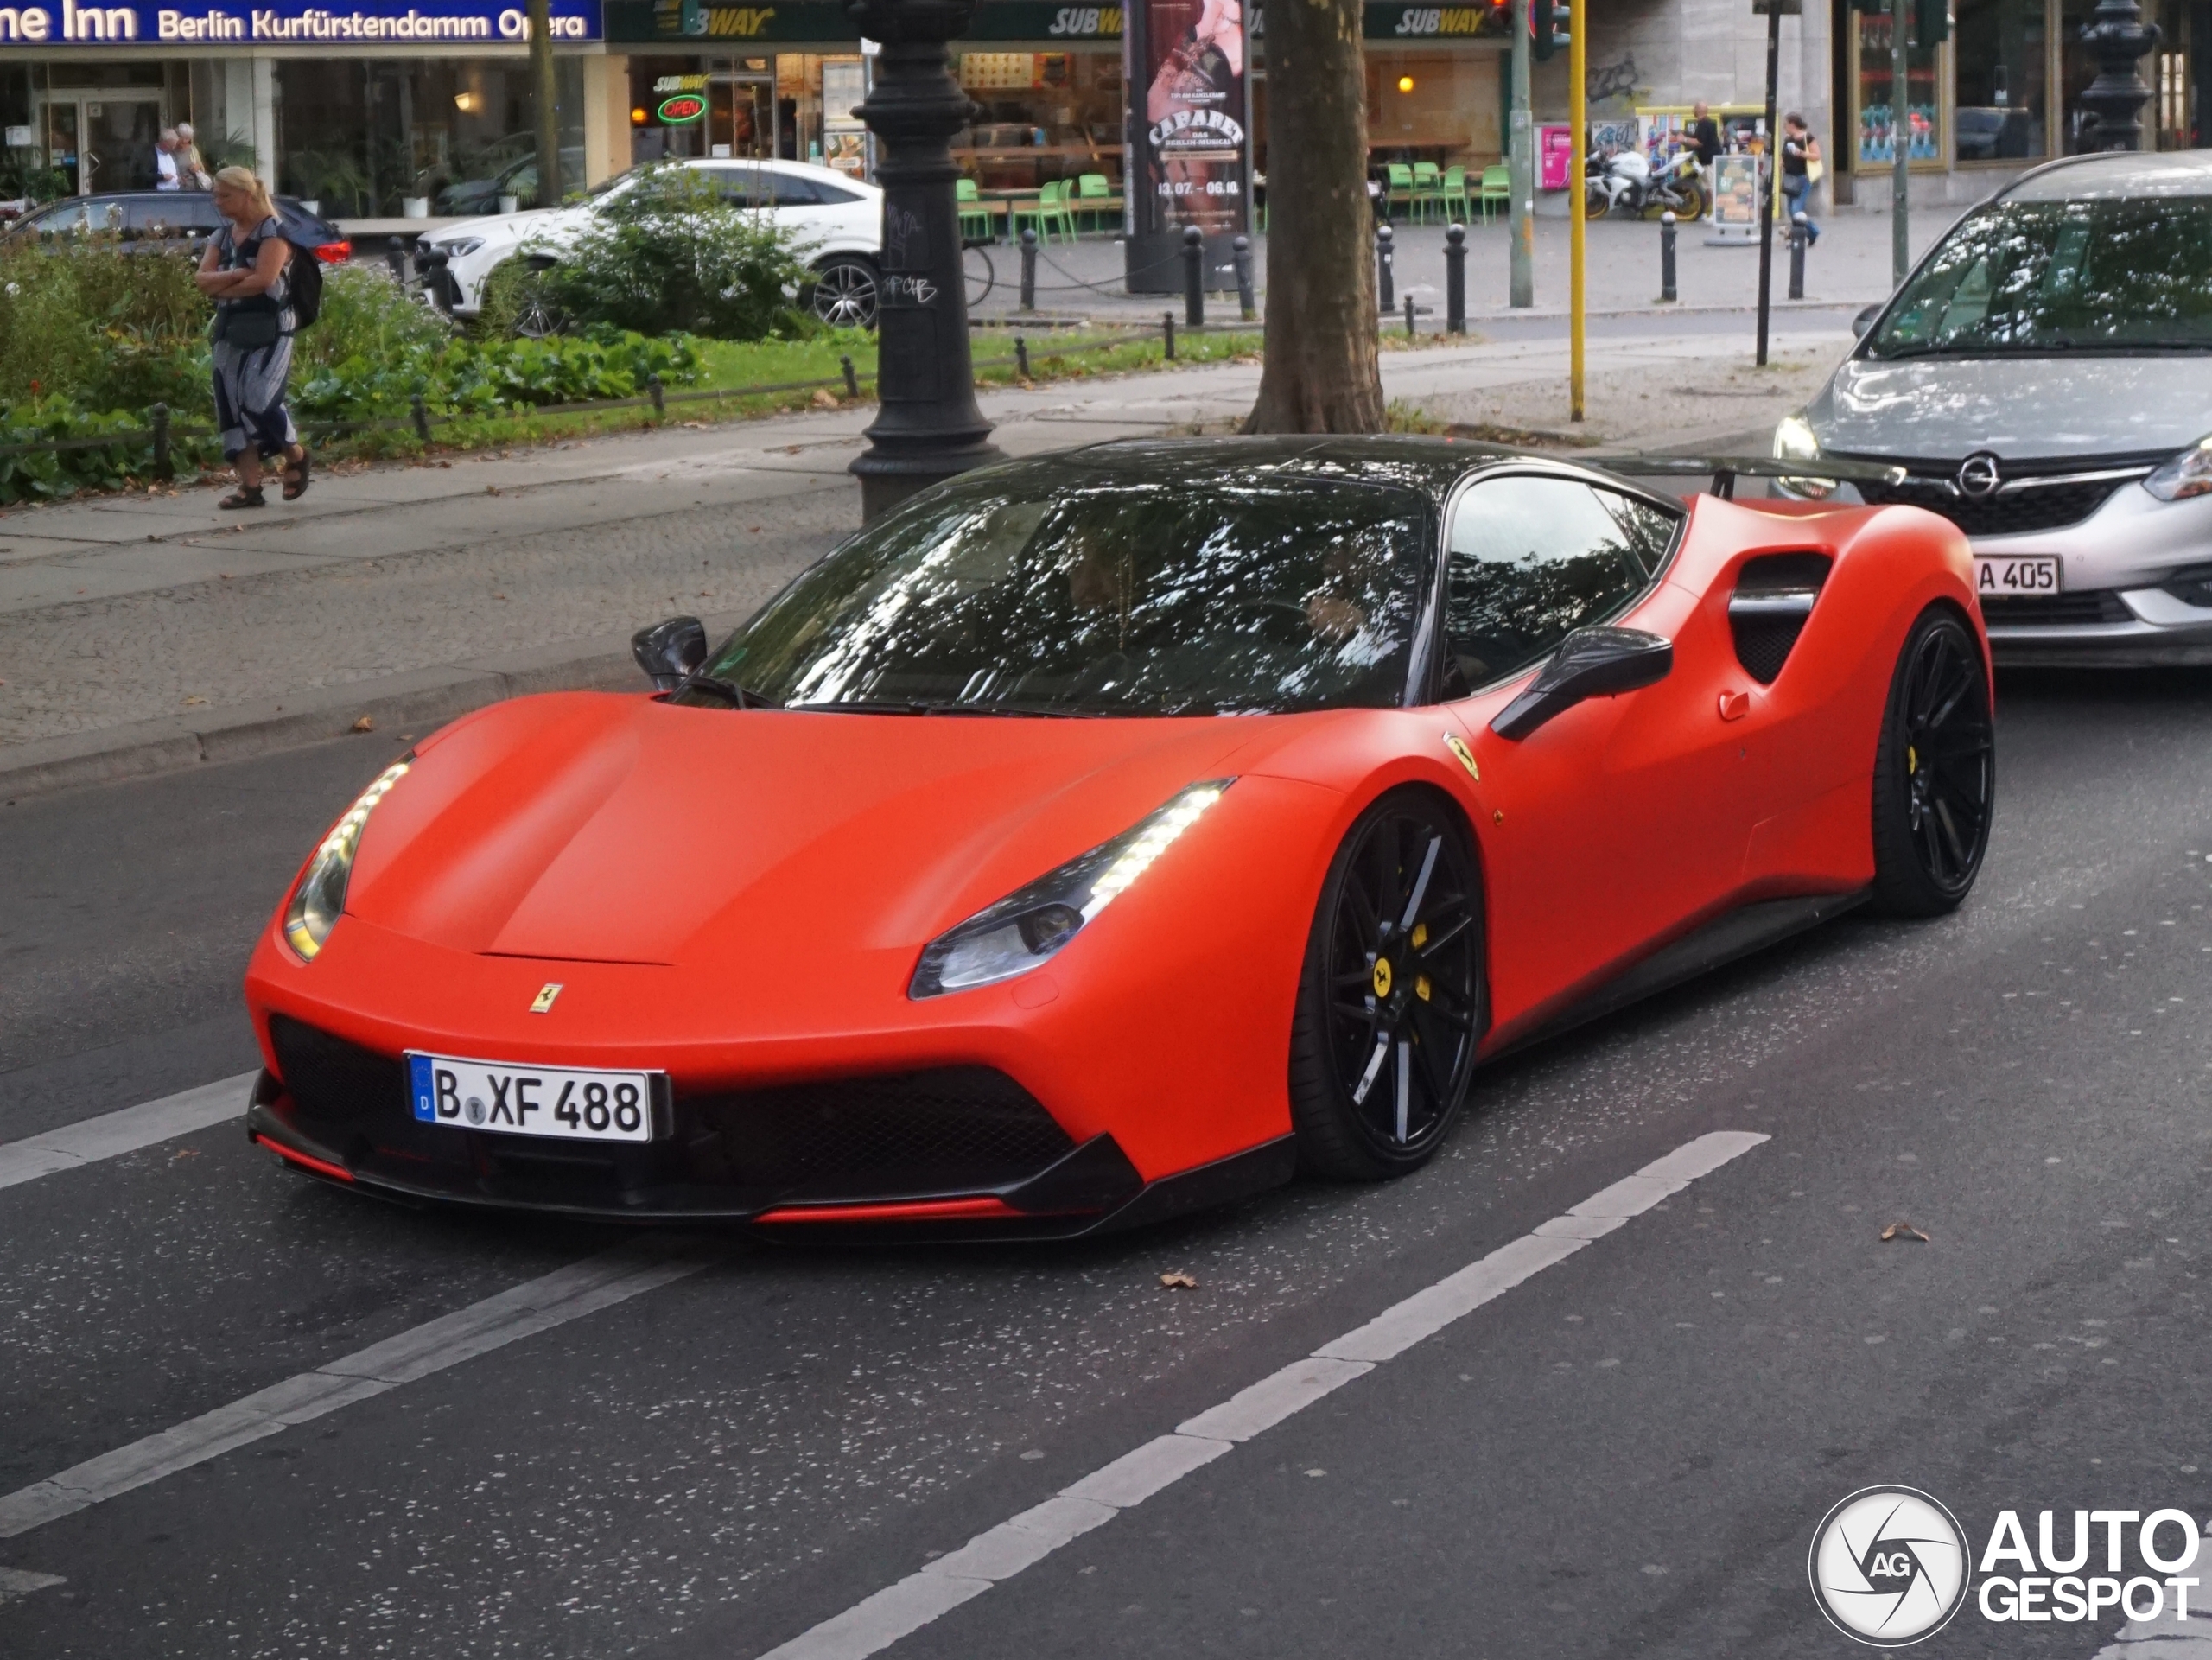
top-left (1441, 164), bottom-right (1471, 225)
top-left (1013, 179), bottom-right (1077, 245)
top-left (1411, 161), bottom-right (1445, 223)
top-left (1478, 163), bottom-right (1511, 223)
top-left (1076, 171), bottom-right (1112, 233)
top-left (1384, 162), bottom-right (1415, 222)
top-left (956, 176), bottom-right (992, 242)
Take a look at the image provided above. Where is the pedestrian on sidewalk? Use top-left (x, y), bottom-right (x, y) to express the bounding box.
top-left (1781, 113), bottom-right (1821, 245)
top-left (175, 124), bottom-right (212, 190)
top-left (154, 130), bottom-right (183, 192)
top-left (195, 167), bottom-right (310, 511)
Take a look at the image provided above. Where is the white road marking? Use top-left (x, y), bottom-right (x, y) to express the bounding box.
top-left (0, 1072), bottom-right (255, 1193)
top-left (0, 1233), bottom-right (714, 1539)
top-left (0, 1567), bottom-right (66, 1602)
top-left (753, 1129), bottom-right (1770, 1660)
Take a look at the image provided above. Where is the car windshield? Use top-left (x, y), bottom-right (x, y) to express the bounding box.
top-left (690, 471), bottom-right (1432, 716)
top-left (1866, 195), bottom-right (2212, 358)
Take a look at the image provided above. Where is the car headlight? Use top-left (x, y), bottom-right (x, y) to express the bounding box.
top-left (434, 237), bottom-right (485, 258)
top-left (910, 780), bottom-right (1231, 998)
top-left (1772, 414), bottom-right (1836, 500)
top-left (283, 759), bottom-right (411, 961)
top-left (2144, 436), bottom-right (2212, 503)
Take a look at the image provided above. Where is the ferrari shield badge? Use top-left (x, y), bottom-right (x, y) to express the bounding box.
top-left (530, 983), bottom-right (563, 1014)
top-left (1443, 732), bottom-right (1480, 781)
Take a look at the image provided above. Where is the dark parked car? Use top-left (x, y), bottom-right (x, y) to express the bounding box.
top-left (0, 193), bottom-right (351, 261)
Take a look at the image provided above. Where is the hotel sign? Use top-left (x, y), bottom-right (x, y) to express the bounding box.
top-left (0, 0), bottom-right (601, 41)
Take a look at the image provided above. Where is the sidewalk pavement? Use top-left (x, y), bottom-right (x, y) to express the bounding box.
top-left (971, 204), bottom-right (1966, 326)
top-left (0, 316), bottom-right (1854, 800)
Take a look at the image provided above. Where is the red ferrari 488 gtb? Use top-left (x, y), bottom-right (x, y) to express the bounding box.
top-left (244, 437), bottom-right (1993, 1234)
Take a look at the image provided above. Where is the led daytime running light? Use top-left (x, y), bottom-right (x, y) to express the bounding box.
top-left (1082, 785), bottom-right (1224, 919)
top-left (284, 760), bottom-right (410, 960)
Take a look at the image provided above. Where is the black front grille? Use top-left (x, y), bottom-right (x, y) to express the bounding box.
top-left (264, 1014), bottom-right (1076, 1212)
top-left (1980, 590), bottom-right (2133, 626)
top-left (1856, 474), bottom-right (2125, 536)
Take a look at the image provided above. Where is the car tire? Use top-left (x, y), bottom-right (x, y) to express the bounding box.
top-left (1288, 788), bottom-right (1486, 1181)
top-left (1869, 605), bottom-right (1995, 917)
top-left (808, 254), bottom-right (880, 329)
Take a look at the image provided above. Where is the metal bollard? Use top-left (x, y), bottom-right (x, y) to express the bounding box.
top-left (1182, 226), bottom-right (1205, 329)
top-left (1445, 223), bottom-right (1466, 334)
top-left (1163, 311), bottom-right (1176, 360)
top-left (841, 354), bottom-right (859, 398)
top-left (1019, 227), bottom-right (1038, 312)
top-left (1015, 335), bottom-right (1031, 378)
top-left (1659, 212), bottom-right (1678, 304)
top-left (1405, 293), bottom-right (1417, 339)
top-left (1231, 234), bottom-right (1255, 321)
top-left (410, 393), bottom-right (432, 445)
top-left (385, 235), bottom-right (408, 285)
top-left (149, 402), bottom-right (172, 482)
top-left (647, 373), bottom-right (665, 420)
top-left (1789, 213), bottom-right (1808, 302)
top-left (1376, 223), bottom-right (1395, 314)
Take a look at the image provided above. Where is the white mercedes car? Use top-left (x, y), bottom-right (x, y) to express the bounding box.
top-left (1775, 149), bottom-right (2212, 665)
top-left (420, 157), bottom-right (884, 330)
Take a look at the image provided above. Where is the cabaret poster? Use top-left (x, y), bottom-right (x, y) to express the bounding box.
top-left (1124, 0), bottom-right (1249, 290)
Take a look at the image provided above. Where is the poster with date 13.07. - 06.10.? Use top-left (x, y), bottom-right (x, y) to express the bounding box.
top-left (1124, 0), bottom-right (1248, 291)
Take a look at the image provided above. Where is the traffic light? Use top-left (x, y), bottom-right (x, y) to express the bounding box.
top-left (1911, 0), bottom-right (1949, 43)
top-left (1532, 0), bottom-right (1569, 60)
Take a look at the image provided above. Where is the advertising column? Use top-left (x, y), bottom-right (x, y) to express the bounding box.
top-left (1123, 0), bottom-right (1249, 293)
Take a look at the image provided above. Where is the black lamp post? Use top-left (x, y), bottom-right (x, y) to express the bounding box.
top-left (2076, 0), bottom-right (2161, 151)
top-left (844, 0), bottom-right (1003, 521)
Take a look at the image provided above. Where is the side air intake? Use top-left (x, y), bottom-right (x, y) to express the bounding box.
top-left (1727, 553), bottom-right (1832, 684)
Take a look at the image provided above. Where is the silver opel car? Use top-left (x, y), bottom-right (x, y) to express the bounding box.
top-left (1776, 149), bottom-right (2212, 665)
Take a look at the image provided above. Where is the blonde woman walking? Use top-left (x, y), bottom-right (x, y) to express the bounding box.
top-left (194, 166), bottom-right (309, 508)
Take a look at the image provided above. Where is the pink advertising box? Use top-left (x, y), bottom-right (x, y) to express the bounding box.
top-left (1539, 124), bottom-right (1573, 190)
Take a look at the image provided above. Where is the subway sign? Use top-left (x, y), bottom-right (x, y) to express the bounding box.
top-left (0, 0), bottom-right (601, 41)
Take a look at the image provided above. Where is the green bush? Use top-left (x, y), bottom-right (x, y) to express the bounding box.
top-left (532, 163), bottom-right (811, 340)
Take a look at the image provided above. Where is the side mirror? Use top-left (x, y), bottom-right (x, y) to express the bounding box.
top-left (1491, 626), bottom-right (1674, 741)
top-left (632, 614), bottom-right (707, 692)
top-left (1851, 303), bottom-right (1880, 337)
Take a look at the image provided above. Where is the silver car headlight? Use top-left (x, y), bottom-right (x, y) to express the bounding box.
top-left (1772, 414), bottom-right (1836, 500)
top-left (2144, 436), bottom-right (2212, 503)
top-left (910, 781), bottom-right (1231, 998)
top-left (284, 759), bottom-right (410, 961)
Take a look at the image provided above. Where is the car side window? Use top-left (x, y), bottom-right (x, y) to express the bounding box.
top-left (1440, 476), bottom-right (1679, 696)
top-left (705, 166), bottom-right (770, 207)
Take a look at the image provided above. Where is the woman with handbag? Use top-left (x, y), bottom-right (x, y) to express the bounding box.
top-left (195, 167), bottom-right (310, 509)
top-left (1780, 112), bottom-right (1821, 245)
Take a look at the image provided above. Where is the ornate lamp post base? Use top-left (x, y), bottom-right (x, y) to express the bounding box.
top-left (847, 0), bottom-right (1003, 520)
top-left (2077, 0), bottom-right (2161, 150)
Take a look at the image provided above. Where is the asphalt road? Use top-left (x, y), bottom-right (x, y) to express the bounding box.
top-left (3, 664), bottom-right (2210, 1659)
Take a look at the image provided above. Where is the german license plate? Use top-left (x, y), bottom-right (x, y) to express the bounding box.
top-left (1975, 555), bottom-right (2061, 596)
top-left (406, 1053), bottom-right (657, 1143)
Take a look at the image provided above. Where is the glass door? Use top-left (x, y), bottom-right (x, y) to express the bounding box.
top-left (1853, 10), bottom-right (1946, 169)
top-left (41, 100), bottom-right (81, 196)
top-left (710, 73), bottom-right (775, 159)
top-left (79, 96), bottom-right (164, 193)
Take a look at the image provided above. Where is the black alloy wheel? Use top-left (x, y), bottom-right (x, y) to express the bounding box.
top-left (1289, 790), bottom-right (1486, 1180)
top-left (809, 255), bottom-right (880, 329)
top-left (1870, 607), bottom-right (1995, 916)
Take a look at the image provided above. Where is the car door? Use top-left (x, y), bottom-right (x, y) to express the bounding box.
top-left (1434, 471), bottom-right (1757, 1027)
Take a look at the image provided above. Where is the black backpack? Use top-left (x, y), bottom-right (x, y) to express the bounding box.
top-left (285, 237), bottom-right (324, 328)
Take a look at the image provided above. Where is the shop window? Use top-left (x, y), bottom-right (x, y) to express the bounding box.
top-left (1954, 0), bottom-right (2048, 159)
top-left (953, 52), bottom-right (1123, 190)
top-left (1364, 52), bottom-right (1502, 167)
top-left (1855, 10), bottom-right (1943, 167)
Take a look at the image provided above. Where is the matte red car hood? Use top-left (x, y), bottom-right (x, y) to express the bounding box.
top-left (343, 693), bottom-right (1272, 969)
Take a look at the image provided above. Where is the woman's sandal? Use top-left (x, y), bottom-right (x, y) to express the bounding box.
top-left (282, 450), bottom-right (312, 502)
top-left (219, 485), bottom-right (266, 510)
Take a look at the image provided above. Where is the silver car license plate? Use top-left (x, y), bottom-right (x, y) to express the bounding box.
top-left (1975, 555), bottom-right (2061, 596)
top-left (406, 1052), bottom-right (658, 1142)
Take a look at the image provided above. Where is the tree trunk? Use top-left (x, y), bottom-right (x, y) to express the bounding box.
top-left (1243, 0), bottom-right (1383, 433)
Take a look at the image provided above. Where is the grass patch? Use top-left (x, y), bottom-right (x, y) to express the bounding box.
top-left (1384, 398), bottom-right (1600, 448)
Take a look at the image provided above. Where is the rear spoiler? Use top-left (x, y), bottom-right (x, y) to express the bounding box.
top-left (1599, 455), bottom-right (1910, 501)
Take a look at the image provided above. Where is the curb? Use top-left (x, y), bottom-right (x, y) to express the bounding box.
top-left (0, 614), bottom-right (749, 803)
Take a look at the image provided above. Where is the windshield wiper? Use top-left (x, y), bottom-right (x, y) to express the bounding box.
top-left (786, 698), bottom-right (931, 715)
top-left (676, 674), bottom-right (777, 709)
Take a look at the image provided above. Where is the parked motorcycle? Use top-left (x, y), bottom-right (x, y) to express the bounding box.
top-left (1584, 147), bottom-right (1708, 222)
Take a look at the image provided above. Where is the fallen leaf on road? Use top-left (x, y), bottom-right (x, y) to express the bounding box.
top-left (181, 695), bottom-right (208, 707)
top-left (172, 1148), bottom-right (200, 1160)
top-left (351, 716), bottom-right (376, 733)
top-left (486, 485), bottom-right (502, 496)
top-left (1159, 1271), bottom-right (1198, 1289)
top-left (1880, 1223), bottom-right (1930, 1243)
